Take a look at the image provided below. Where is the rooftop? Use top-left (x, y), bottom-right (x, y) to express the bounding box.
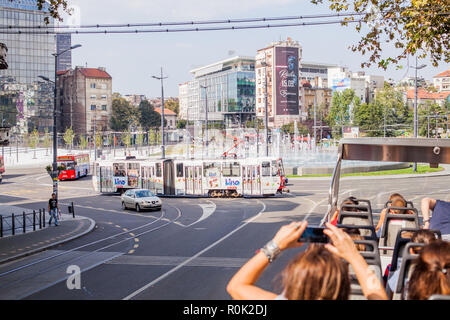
top-left (78, 68), bottom-right (112, 79)
top-left (154, 107), bottom-right (176, 116)
top-left (433, 70), bottom-right (450, 78)
top-left (406, 88), bottom-right (450, 100)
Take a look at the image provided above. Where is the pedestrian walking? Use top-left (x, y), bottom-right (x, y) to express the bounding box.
top-left (48, 193), bottom-right (59, 226)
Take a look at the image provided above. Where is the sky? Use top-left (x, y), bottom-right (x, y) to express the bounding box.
top-left (63, 0), bottom-right (449, 98)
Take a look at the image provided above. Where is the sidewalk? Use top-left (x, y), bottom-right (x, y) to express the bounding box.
top-left (0, 214), bottom-right (96, 265)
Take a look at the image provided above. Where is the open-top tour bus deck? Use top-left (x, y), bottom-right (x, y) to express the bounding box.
top-left (319, 138), bottom-right (450, 300)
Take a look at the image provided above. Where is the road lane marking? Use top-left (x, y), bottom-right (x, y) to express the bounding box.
top-left (123, 199), bottom-right (266, 300)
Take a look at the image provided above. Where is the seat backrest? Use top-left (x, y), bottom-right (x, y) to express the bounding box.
top-left (380, 208), bottom-right (420, 250)
top-left (428, 295), bottom-right (450, 300)
top-left (354, 239), bottom-right (382, 274)
top-left (393, 243), bottom-right (424, 300)
top-left (337, 200), bottom-right (374, 237)
top-left (390, 228), bottom-right (442, 272)
top-left (336, 224), bottom-right (377, 242)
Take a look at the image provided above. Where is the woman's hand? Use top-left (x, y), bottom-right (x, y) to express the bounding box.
top-left (323, 223), bottom-right (360, 263)
top-left (272, 221), bottom-right (308, 251)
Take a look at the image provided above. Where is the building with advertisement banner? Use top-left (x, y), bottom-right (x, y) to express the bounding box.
top-left (256, 38), bottom-right (302, 128)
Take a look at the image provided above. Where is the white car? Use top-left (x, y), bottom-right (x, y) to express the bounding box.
top-left (121, 189), bottom-right (162, 212)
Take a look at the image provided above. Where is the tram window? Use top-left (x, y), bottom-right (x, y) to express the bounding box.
top-left (204, 162), bottom-right (220, 177)
top-left (262, 162), bottom-right (270, 177)
top-left (271, 161), bottom-right (278, 176)
top-left (113, 163), bottom-right (126, 177)
top-left (176, 163), bottom-right (184, 177)
top-left (156, 163), bottom-right (162, 177)
top-left (223, 162), bottom-right (240, 177)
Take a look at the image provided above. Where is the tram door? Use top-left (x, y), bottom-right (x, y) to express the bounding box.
top-left (185, 166), bottom-right (203, 195)
top-left (243, 165), bottom-right (261, 195)
top-left (141, 166), bottom-right (156, 193)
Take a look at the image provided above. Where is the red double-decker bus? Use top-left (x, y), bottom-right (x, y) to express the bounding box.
top-left (57, 154), bottom-right (90, 180)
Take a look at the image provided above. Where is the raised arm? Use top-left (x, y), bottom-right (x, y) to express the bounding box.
top-left (375, 208), bottom-right (387, 232)
top-left (421, 198), bottom-right (437, 229)
top-left (324, 223), bottom-right (388, 300)
top-left (227, 221), bottom-right (307, 300)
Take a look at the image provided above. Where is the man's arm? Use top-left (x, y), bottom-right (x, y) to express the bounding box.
top-left (421, 198), bottom-right (437, 229)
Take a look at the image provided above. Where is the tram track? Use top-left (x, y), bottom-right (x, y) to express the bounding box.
top-left (0, 203), bottom-right (183, 293)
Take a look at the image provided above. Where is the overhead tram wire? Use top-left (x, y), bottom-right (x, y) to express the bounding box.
top-left (0, 10), bottom-right (447, 35)
top-left (0, 6), bottom-right (446, 30)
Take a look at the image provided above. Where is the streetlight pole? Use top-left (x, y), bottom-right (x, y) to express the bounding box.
top-left (410, 56), bottom-right (427, 172)
top-left (152, 68), bottom-right (168, 159)
top-left (200, 83), bottom-right (209, 157)
top-left (261, 52), bottom-right (270, 157)
top-left (40, 44), bottom-right (81, 200)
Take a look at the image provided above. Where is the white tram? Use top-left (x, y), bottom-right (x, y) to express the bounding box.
top-left (93, 157), bottom-right (287, 197)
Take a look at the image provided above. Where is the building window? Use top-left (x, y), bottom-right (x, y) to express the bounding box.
top-left (90, 83), bottom-right (96, 89)
top-left (101, 95), bottom-right (107, 99)
top-left (90, 95), bottom-right (96, 99)
top-left (101, 105), bottom-right (107, 111)
top-left (91, 105), bottom-right (96, 110)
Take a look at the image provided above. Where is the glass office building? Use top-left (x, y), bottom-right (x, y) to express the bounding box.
top-left (0, 0), bottom-right (55, 134)
top-left (56, 33), bottom-right (71, 72)
top-left (187, 56), bottom-right (256, 127)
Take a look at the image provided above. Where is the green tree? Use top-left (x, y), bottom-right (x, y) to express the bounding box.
top-left (138, 100), bottom-right (161, 130)
top-left (29, 129), bottom-right (39, 158)
top-left (95, 132), bottom-right (103, 149)
top-left (136, 129), bottom-right (144, 147)
top-left (419, 102), bottom-right (446, 137)
top-left (311, 0), bottom-right (449, 69)
top-left (245, 118), bottom-right (265, 130)
top-left (281, 122), bottom-right (310, 135)
top-left (79, 135), bottom-right (88, 150)
top-left (149, 129), bottom-right (157, 145)
top-left (123, 131), bottom-right (132, 149)
top-left (165, 98), bottom-right (180, 115)
top-left (327, 89), bottom-right (361, 137)
top-left (43, 128), bottom-right (51, 156)
top-left (176, 119), bottom-right (187, 129)
top-left (111, 97), bottom-right (139, 131)
top-left (353, 102), bottom-right (384, 137)
top-left (63, 127), bottom-right (75, 149)
top-left (36, 0), bottom-right (71, 24)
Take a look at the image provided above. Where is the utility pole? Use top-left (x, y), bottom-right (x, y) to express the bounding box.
top-left (39, 44), bottom-right (81, 200)
top-left (410, 56), bottom-right (427, 172)
top-left (200, 83), bottom-right (209, 158)
top-left (313, 88), bottom-right (317, 145)
top-left (152, 68), bottom-right (168, 159)
top-left (93, 117), bottom-right (97, 161)
top-left (261, 52), bottom-right (270, 157)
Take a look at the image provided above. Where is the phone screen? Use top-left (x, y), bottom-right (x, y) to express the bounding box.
top-left (298, 226), bottom-right (328, 243)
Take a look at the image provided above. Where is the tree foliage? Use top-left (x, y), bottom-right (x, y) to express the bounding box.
top-left (419, 101), bottom-right (447, 137)
top-left (281, 122), bottom-right (310, 135)
top-left (63, 127), bottom-right (75, 147)
top-left (111, 98), bottom-right (139, 132)
top-left (327, 89), bottom-right (361, 135)
top-left (36, 0), bottom-right (71, 24)
top-left (311, 0), bottom-right (450, 69)
top-left (164, 98), bottom-right (180, 115)
top-left (138, 100), bottom-right (162, 130)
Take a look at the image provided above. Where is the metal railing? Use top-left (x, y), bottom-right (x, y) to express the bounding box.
top-left (0, 203), bottom-right (76, 238)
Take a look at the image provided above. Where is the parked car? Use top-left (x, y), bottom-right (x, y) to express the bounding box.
top-left (121, 189), bottom-right (162, 212)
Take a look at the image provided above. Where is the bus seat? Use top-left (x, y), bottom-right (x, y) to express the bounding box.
top-left (379, 209), bottom-right (419, 255)
top-left (336, 224), bottom-right (377, 242)
top-left (392, 243), bottom-right (423, 300)
top-left (337, 200), bottom-right (374, 237)
top-left (390, 228), bottom-right (442, 273)
top-left (349, 240), bottom-right (382, 300)
top-left (428, 295), bottom-right (450, 300)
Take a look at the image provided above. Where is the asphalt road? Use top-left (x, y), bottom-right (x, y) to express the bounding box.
top-left (0, 168), bottom-right (449, 300)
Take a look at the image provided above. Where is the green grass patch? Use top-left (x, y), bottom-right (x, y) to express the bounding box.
top-left (287, 164), bottom-right (444, 178)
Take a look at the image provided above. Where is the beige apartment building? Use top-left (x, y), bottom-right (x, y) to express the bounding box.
top-left (57, 67), bottom-right (112, 134)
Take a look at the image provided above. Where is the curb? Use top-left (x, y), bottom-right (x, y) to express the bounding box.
top-left (0, 216), bottom-right (96, 265)
top-left (288, 168), bottom-right (450, 181)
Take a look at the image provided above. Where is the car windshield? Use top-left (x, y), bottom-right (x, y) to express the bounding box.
top-left (135, 190), bottom-right (154, 198)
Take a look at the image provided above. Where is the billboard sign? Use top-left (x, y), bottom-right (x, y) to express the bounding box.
top-left (275, 47), bottom-right (299, 116)
top-left (343, 126), bottom-right (360, 138)
top-left (332, 78), bottom-right (351, 92)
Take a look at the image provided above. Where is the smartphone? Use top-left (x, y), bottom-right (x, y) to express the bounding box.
top-left (298, 226), bottom-right (328, 243)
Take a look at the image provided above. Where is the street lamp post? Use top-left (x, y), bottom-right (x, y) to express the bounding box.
top-left (152, 68), bottom-right (168, 159)
top-left (261, 52), bottom-right (270, 157)
top-left (38, 44), bottom-right (81, 200)
top-left (200, 83), bottom-right (209, 157)
top-left (410, 56), bottom-right (427, 172)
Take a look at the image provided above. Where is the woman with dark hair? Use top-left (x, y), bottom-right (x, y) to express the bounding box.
top-left (329, 196), bottom-right (360, 226)
top-left (226, 222), bottom-right (387, 300)
top-left (408, 240), bottom-right (450, 300)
